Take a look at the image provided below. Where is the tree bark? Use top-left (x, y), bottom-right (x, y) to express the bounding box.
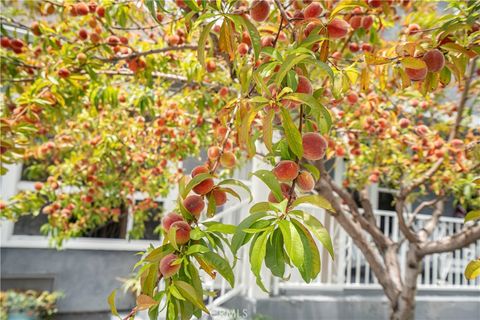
top-left (390, 244), bottom-right (421, 320)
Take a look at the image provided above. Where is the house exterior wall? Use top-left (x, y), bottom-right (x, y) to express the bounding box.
top-left (0, 248), bottom-right (137, 318)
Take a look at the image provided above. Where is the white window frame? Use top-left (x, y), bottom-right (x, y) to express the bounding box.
top-left (0, 164), bottom-right (176, 251)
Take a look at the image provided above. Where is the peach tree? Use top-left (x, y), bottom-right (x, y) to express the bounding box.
top-left (0, 1), bottom-right (479, 320)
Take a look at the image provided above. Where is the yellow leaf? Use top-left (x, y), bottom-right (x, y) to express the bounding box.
top-left (401, 57), bottom-right (427, 69)
top-left (364, 52), bottom-right (391, 65)
top-left (464, 259), bottom-right (480, 280)
top-left (136, 294), bottom-right (158, 310)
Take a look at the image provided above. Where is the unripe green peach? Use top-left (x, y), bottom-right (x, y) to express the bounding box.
top-left (159, 253), bottom-right (181, 278)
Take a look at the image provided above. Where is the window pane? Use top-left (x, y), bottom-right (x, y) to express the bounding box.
top-left (13, 214), bottom-right (48, 236)
top-left (378, 192), bottom-right (395, 211)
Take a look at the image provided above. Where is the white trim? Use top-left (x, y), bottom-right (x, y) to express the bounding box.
top-left (1, 233), bottom-right (161, 251)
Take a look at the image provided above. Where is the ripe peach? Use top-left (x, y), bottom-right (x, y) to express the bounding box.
top-left (170, 220), bottom-right (191, 245)
top-left (349, 15), bottom-right (362, 30)
top-left (34, 182), bottom-right (43, 191)
top-left (191, 165), bottom-right (214, 195)
top-left (183, 195), bottom-right (205, 218)
top-left (162, 212), bottom-right (185, 231)
top-left (77, 53), bottom-right (87, 63)
top-left (220, 152), bottom-right (236, 168)
top-left (405, 67), bottom-right (427, 81)
top-left (250, 0), bottom-right (270, 22)
top-left (273, 160), bottom-right (299, 181)
top-left (423, 49), bottom-right (445, 72)
top-left (414, 125), bottom-right (429, 136)
top-left (361, 43), bottom-right (373, 52)
top-left (175, 0), bottom-right (187, 8)
top-left (261, 35), bottom-right (275, 47)
top-left (407, 23), bottom-right (420, 35)
top-left (361, 15), bottom-right (373, 30)
top-left (268, 183), bottom-right (295, 203)
top-left (302, 132), bottom-right (327, 160)
top-left (1, 37), bottom-right (11, 48)
top-left (96, 6), bottom-right (105, 17)
top-left (399, 118), bottom-right (410, 128)
top-left (219, 87), bottom-right (229, 97)
top-left (327, 18), bottom-right (350, 39)
top-left (296, 76), bottom-right (313, 94)
top-left (206, 60), bottom-right (216, 72)
top-left (451, 139), bottom-right (464, 151)
top-left (212, 189), bottom-right (227, 206)
top-left (369, 173), bottom-right (379, 183)
top-left (58, 68), bottom-right (70, 78)
top-left (297, 171), bottom-right (315, 192)
top-left (10, 39), bottom-right (24, 50)
top-left (207, 146), bottom-right (221, 160)
top-left (75, 2), bottom-right (90, 15)
top-left (238, 42), bottom-right (249, 56)
top-left (347, 92), bottom-right (358, 104)
top-left (159, 253), bottom-right (181, 278)
top-left (78, 28), bottom-right (88, 40)
top-left (349, 42), bottom-right (359, 53)
top-left (88, 1), bottom-right (97, 13)
top-left (303, 2), bottom-right (322, 18)
top-left (167, 34), bottom-right (180, 46)
top-left (31, 22), bottom-right (41, 36)
top-left (367, 0), bottom-right (382, 8)
top-left (106, 35), bottom-right (120, 46)
top-left (242, 31), bottom-right (252, 46)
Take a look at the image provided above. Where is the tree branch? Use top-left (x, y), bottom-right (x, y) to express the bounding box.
top-left (418, 199), bottom-right (445, 241)
top-left (418, 223), bottom-right (480, 256)
top-left (395, 199), bottom-right (420, 243)
top-left (93, 45), bottom-right (199, 62)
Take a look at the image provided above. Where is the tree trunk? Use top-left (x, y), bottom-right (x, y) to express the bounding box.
top-left (389, 244), bottom-right (421, 320)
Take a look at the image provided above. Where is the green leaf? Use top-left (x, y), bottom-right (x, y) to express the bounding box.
top-left (218, 179), bottom-right (252, 202)
top-left (291, 218), bottom-right (321, 282)
top-left (228, 14), bottom-right (261, 61)
top-left (283, 93), bottom-right (332, 134)
top-left (291, 194), bottom-right (334, 212)
top-left (201, 252), bottom-right (235, 287)
top-left (464, 259), bottom-right (480, 280)
top-left (167, 225), bottom-right (179, 251)
top-left (278, 220), bottom-right (304, 268)
top-left (182, 173), bottom-right (214, 198)
top-left (205, 222), bottom-right (237, 234)
top-left (330, 1), bottom-right (367, 18)
top-left (144, 245), bottom-right (173, 263)
top-left (250, 201), bottom-right (281, 214)
top-left (186, 244), bottom-right (210, 255)
top-left (302, 163), bottom-right (320, 180)
top-left (263, 109), bottom-right (275, 152)
top-left (291, 211), bottom-right (334, 259)
top-left (198, 21), bottom-right (216, 69)
top-left (108, 290), bottom-right (120, 319)
top-left (250, 230), bottom-right (271, 292)
top-left (231, 212), bottom-right (268, 255)
top-left (251, 170), bottom-right (284, 202)
top-left (206, 191), bottom-right (216, 217)
top-left (265, 228), bottom-right (285, 278)
top-left (465, 210), bottom-right (480, 223)
top-left (280, 107), bottom-right (303, 158)
top-left (304, 58), bottom-right (335, 83)
top-left (274, 54), bottom-right (311, 86)
top-left (173, 280), bottom-right (209, 313)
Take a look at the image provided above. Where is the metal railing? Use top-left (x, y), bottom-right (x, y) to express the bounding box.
top-left (275, 207), bottom-right (480, 292)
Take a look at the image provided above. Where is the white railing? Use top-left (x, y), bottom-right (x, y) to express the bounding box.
top-left (203, 199), bottom-right (251, 309)
top-left (275, 207), bottom-right (480, 292)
